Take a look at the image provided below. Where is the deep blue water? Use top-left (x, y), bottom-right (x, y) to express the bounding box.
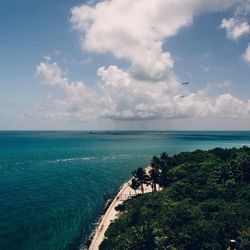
top-left (0, 131), bottom-right (250, 250)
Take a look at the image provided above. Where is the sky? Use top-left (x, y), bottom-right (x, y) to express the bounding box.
top-left (0, 0), bottom-right (250, 130)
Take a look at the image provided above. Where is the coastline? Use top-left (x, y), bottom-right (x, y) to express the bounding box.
top-left (88, 166), bottom-right (152, 250)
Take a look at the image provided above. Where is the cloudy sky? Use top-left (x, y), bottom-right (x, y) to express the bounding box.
top-left (1, 0), bottom-right (250, 130)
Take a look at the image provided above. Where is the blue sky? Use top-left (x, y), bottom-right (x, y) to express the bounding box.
top-left (167, 11), bottom-right (250, 100)
top-left (0, 0), bottom-right (250, 130)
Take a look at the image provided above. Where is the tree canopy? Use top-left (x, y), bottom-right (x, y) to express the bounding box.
top-left (100, 146), bottom-right (250, 250)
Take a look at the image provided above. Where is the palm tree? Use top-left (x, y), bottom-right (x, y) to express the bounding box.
top-left (151, 156), bottom-right (161, 169)
top-left (132, 167), bottom-right (150, 194)
top-left (234, 158), bottom-right (250, 183)
top-left (129, 178), bottom-right (140, 194)
top-left (149, 167), bottom-right (160, 191)
top-left (229, 160), bottom-right (239, 179)
top-left (214, 164), bottom-right (232, 184)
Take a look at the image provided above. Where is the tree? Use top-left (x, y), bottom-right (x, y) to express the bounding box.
top-left (160, 152), bottom-right (168, 161)
top-left (151, 156), bottom-right (161, 169)
top-left (234, 158), bottom-right (250, 183)
top-left (132, 167), bottom-right (150, 194)
top-left (214, 164), bottom-right (232, 184)
top-left (149, 167), bottom-right (160, 191)
top-left (101, 147), bottom-right (250, 250)
top-left (129, 178), bottom-right (140, 194)
top-left (229, 160), bottom-right (239, 180)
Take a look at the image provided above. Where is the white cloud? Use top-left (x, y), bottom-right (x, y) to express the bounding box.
top-left (220, 18), bottom-right (250, 40)
top-left (36, 61), bottom-right (67, 88)
top-left (43, 55), bottom-right (52, 61)
top-left (34, 0), bottom-right (250, 124)
top-left (220, 1), bottom-right (250, 66)
top-left (36, 60), bottom-right (101, 119)
top-left (214, 94), bottom-right (247, 118)
top-left (80, 57), bottom-right (92, 65)
top-left (219, 0), bottom-right (250, 41)
top-left (70, 0), bottom-right (238, 81)
top-left (242, 43), bottom-right (250, 64)
top-left (36, 60), bottom-right (250, 121)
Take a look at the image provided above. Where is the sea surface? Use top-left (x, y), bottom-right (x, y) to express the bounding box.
top-left (0, 131), bottom-right (250, 250)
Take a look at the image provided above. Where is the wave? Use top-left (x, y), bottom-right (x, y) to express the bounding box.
top-left (50, 154), bottom-right (148, 164)
top-left (50, 157), bottom-right (96, 163)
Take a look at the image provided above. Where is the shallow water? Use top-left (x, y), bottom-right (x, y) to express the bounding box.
top-left (0, 131), bottom-right (250, 250)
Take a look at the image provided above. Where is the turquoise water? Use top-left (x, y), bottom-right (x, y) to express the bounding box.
top-left (0, 131), bottom-right (250, 250)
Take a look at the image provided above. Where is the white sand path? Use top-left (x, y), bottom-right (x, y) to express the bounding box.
top-left (88, 166), bottom-right (153, 250)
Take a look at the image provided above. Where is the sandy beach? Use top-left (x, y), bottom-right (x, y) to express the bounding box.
top-left (88, 166), bottom-right (153, 250)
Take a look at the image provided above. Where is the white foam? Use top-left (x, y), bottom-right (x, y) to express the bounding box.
top-left (51, 157), bottom-right (96, 163)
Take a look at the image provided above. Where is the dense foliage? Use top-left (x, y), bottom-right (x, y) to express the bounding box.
top-left (100, 147), bottom-right (250, 250)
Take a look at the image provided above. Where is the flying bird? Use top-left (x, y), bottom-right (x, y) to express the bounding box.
top-left (182, 82), bottom-right (189, 85)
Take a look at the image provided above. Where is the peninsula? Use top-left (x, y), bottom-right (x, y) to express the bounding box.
top-left (96, 147), bottom-right (250, 250)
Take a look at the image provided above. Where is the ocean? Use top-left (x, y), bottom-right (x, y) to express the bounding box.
top-left (0, 131), bottom-right (250, 250)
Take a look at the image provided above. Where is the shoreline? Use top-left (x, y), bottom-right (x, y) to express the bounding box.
top-left (88, 166), bottom-right (152, 250)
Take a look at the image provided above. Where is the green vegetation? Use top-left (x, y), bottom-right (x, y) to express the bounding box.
top-left (131, 167), bottom-right (150, 194)
top-left (100, 147), bottom-right (250, 250)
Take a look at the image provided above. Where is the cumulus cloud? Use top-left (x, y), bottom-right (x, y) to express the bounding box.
top-left (242, 43), bottom-right (250, 64)
top-left (214, 94), bottom-right (247, 118)
top-left (36, 60), bottom-right (250, 121)
top-left (70, 0), bottom-right (239, 81)
top-left (219, 1), bottom-right (250, 67)
top-left (220, 18), bottom-right (250, 40)
top-left (35, 0), bottom-right (250, 123)
top-left (36, 60), bottom-right (101, 119)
